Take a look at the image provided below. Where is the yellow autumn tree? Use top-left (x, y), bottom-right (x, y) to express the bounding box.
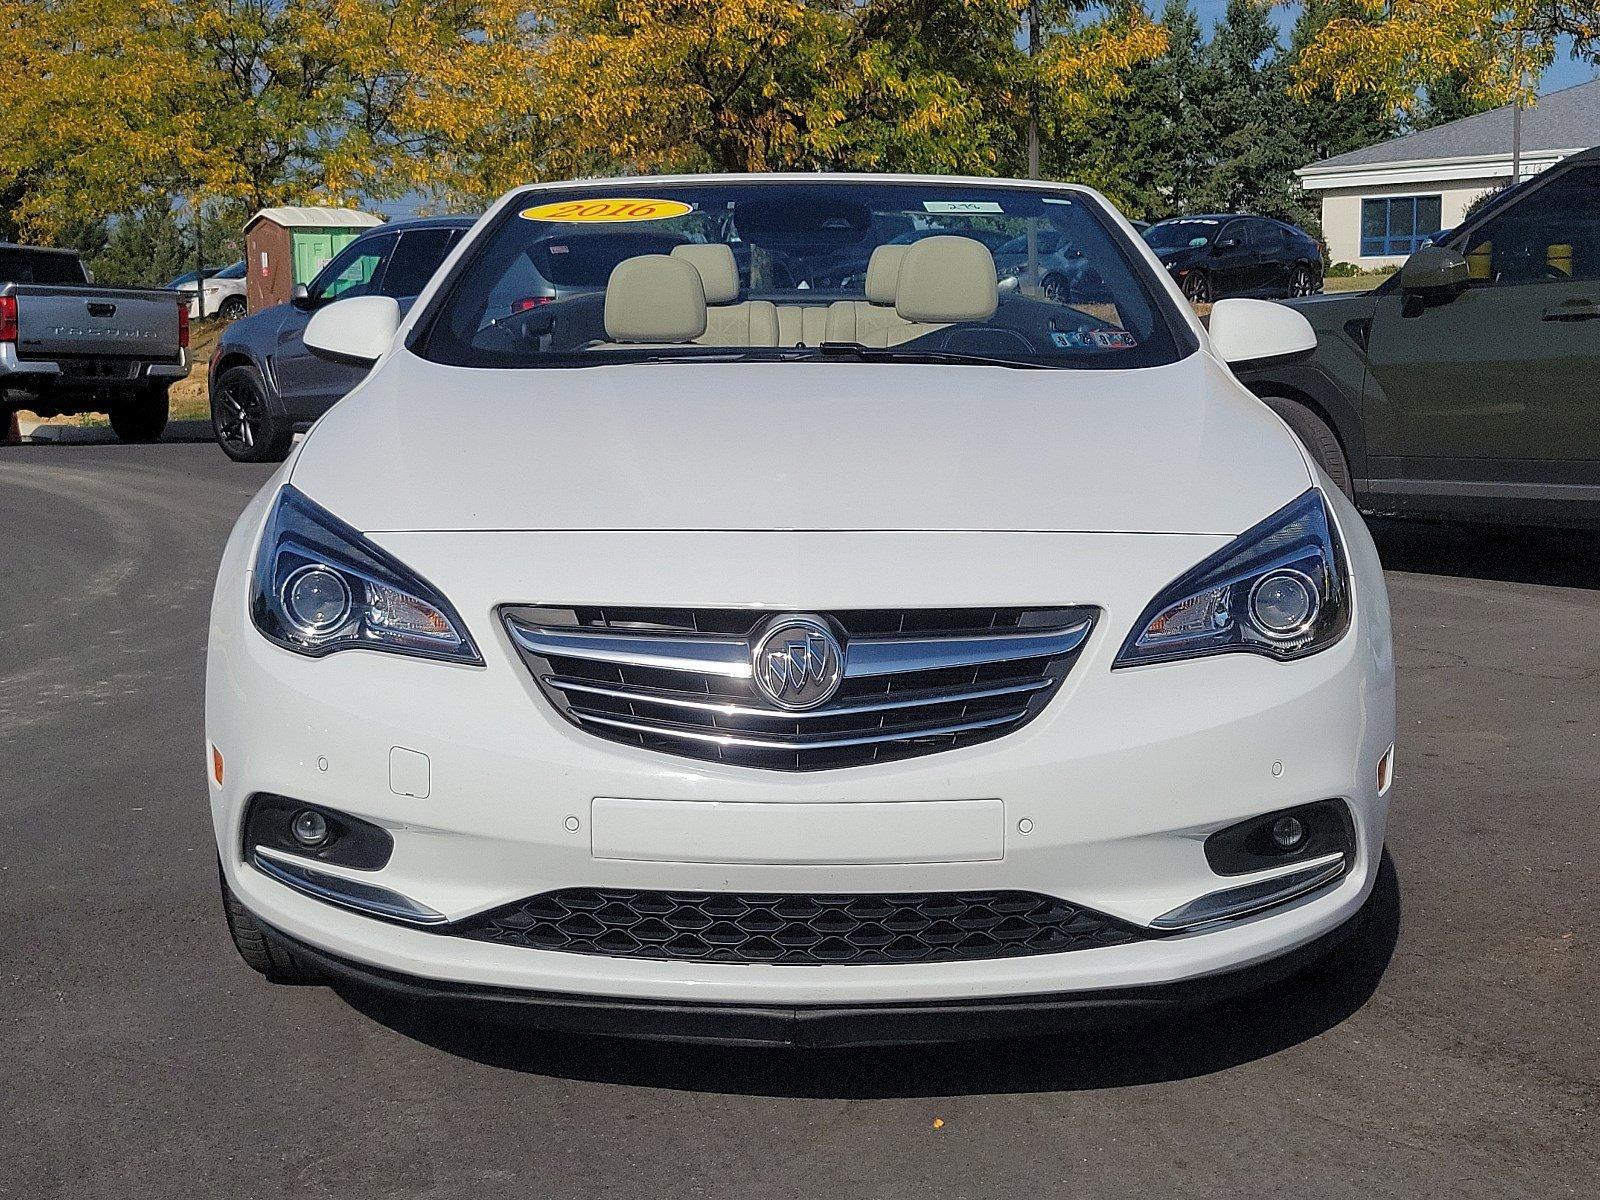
top-left (523, 0), bottom-right (1169, 181)
top-left (1294, 0), bottom-right (1600, 110)
top-left (0, 0), bottom-right (548, 237)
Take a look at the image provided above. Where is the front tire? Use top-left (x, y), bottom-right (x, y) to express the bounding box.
top-left (1288, 264), bottom-right (1320, 297)
top-left (218, 295), bottom-right (247, 321)
top-left (1040, 272), bottom-right (1072, 304)
top-left (1265, 396), bottom-right (1352, 499)
top-left (220, 865), bottom-right (326, 985)
top-left (211, 364), bottom-right (293, 462)
top-left (109, 385), bottom-right (169, 443)
top-left (1181, 271), bottom-right (1213, 305)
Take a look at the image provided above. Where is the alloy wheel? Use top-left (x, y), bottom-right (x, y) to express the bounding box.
top-left (214, 378), bottom-right (260, 456)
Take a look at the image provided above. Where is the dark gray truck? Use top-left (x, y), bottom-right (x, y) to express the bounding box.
top-left (1, 243), bottom-right (190, 442)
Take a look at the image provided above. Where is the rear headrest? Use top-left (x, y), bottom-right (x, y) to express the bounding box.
top-left (896, 236), bottom-right (998, 324)
top-left (603, 255), bottom-right (707, 343)
top-left (864, 244), bottom-right (908, 305)
top-left (669, 243), bottom-right (740, 305)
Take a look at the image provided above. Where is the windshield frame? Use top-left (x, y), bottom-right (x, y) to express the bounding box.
top-left (406, 176), bottom-right (1200, 371)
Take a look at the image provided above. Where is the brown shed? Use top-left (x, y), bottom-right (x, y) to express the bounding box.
top-left (243, 206), bottom-right (385, 314)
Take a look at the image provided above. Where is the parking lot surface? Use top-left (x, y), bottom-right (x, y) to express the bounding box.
top-left (1, 442), bottom-right (1594, 1200)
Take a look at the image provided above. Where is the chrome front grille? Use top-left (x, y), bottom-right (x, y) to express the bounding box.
top-left (503, 606), bottom-right (1096, 770)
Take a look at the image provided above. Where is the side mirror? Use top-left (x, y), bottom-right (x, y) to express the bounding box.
top-left (303, 295), bottom-right (401, 367)
top-left (1208, 298), bottom-right (1317, 366)
top-left (1400, 245), bottom-right (1469, 293)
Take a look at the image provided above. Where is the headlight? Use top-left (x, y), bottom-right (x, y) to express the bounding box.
top-left (250, 486), bottom-right (482, 663)
top-left (1114, 489), bottom-right (1349, 668)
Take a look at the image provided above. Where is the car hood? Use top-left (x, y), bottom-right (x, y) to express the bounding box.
top-left (289, 350), bottom-right (1311, 536)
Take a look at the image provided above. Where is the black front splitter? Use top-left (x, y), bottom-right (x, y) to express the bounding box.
top-left (263, 902), bottom-right (1366, 1048)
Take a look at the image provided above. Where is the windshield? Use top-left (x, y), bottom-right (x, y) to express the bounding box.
top-left (415, 180), bottom-right (1194, 370)
top-left (215, 261), bottom-right (247, 280)
top-left (1144, 219), bottom-right (1220, 250)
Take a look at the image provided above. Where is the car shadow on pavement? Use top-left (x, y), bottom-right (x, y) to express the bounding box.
top-left (339, 854), bottom-right (1401, 1098)
top-left (1369, 518), bottom-right (1600, 590)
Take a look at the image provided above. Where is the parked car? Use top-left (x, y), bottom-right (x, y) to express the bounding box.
top-left (165, 266), bottom-right (227, 289)
top-left (993, 228), bottom-right (1114, 304)
top-left (1144, 214), bottom-right (1323, 303)
top-left (483, 227), bottom-right (691, 316)
top-left (1236, 146), bottom-right (1600, 530)
top-left (207, 216), bottom-right (475, 461)
top-left (208, 174), bottom-right (1395, 1047)
top-left (0, 242), bottom-right (189, 442)
top-left (177, 260), bottom-right (247, 321)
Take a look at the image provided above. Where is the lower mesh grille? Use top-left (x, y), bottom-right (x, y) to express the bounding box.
top-left (445, 888), bottom-right (1149, 965)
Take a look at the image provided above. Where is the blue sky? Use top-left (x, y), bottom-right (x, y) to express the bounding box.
top-left (1187, 0), bottom-right (1599, 95)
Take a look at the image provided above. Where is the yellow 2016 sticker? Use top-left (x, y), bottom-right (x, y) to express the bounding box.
top-left (520, 198), bottom-right (693, 224)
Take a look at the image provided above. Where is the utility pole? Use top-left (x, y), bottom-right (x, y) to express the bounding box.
top-left (194, 200), bottom-right (206, 320)
top-left (1027, 0), bottom-right (1041, 179)
top-left (1026, 0), bottom-right (1041, 290)
top-left (1511, 97), bottom-right (1523, 185)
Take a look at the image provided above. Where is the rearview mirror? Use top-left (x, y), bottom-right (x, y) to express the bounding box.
top-left (1215, 237), bottom-right (1242, 252)
top-left (303, 295), bottom-right (401, 367)
top-left (1400, 245), bottom-right (1469, 293)
top-left (1207, 298), bottom-right (1317, 366)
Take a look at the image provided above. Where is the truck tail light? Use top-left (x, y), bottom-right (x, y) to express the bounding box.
top-left (0, 295), bottom-right (16, 343)
top-left (177, 299), bottom-right (190, 348)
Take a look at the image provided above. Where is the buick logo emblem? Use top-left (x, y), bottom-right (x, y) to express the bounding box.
top-left (751, 615), bottom-right (843, 711)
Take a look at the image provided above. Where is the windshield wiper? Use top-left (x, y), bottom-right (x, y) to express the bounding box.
top-left (813, 342), bottom-right (1050, 369)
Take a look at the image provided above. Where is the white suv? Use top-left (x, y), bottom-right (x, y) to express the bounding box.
top-left (206, 175), bottom-right (1395, 1046)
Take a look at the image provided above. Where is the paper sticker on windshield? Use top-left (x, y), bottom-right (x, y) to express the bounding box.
top-left (923, 200), bottom-right (1003, 214)
top-left (520, 198), bottom-right (693, 223)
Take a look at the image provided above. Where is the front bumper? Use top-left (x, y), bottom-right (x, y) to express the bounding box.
top-left (206, 486), bottom-right (1396, 1016)
top-left (259, 894), bottom-right (1374, 1047)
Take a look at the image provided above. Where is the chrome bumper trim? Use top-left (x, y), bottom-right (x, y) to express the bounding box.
top-left (251, 847), bottom-right (446, 926)
top-left (1150, 854), bottom-right (1348, 932)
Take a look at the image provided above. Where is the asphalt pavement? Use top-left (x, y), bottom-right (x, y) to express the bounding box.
top-left (1, 441), bottom-right (1594, 1199)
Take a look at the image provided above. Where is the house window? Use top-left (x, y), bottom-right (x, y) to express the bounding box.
top-left (1361, 196), bottom-right (1443, 256)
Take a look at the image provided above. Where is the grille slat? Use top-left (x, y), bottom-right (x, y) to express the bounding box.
top-left (504, 606), bottom-right (1095, 770)
top-left (545, 675), bottom-right (1053, 720)
top-left (449, 888), bottom-right (1149, 965)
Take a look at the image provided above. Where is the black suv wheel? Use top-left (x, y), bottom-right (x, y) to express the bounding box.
top-left (212, 364), bottom-right (293, 462)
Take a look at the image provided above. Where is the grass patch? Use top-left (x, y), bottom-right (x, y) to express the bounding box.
top-left (1324, 272), bottom-right (1393, 293)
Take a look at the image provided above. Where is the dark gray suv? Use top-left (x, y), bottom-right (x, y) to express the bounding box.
top-left (208, 215), bottom-right (475, 461)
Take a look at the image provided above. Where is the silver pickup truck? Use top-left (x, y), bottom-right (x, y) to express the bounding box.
top-left (1, 243), bottom-right (190, 442)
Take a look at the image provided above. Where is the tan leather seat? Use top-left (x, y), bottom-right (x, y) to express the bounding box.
top-left (669, 244), bottom-right (779, 347)
top-left (824, 244), bottom-right (913, 346)
top-left (823, 237), bottom-right (998, 349)
top-left (775, 304), bottom-right (829, 346)
top-left (895, 236), bottom-right (998, 328)
top-left (600, 255), bottom-right (706, 346)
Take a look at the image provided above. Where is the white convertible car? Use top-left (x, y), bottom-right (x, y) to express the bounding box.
top-left (205, 175), bottom-right (1395, 1046)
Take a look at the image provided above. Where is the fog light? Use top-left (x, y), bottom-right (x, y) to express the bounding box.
top-left (1270, 815), bottom-right (1306, 850)
top-left (291, 809), bottom-right (330, 847)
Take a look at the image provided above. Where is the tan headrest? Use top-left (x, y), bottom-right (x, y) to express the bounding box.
top-left (670, 243), bottom-right (740, 305)
top-left (896, 236), bottom-right (998, 324)
top-left (864, 244), bottom-right (908, 305)
top-left (603, 255), bottom-right (707, 343)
